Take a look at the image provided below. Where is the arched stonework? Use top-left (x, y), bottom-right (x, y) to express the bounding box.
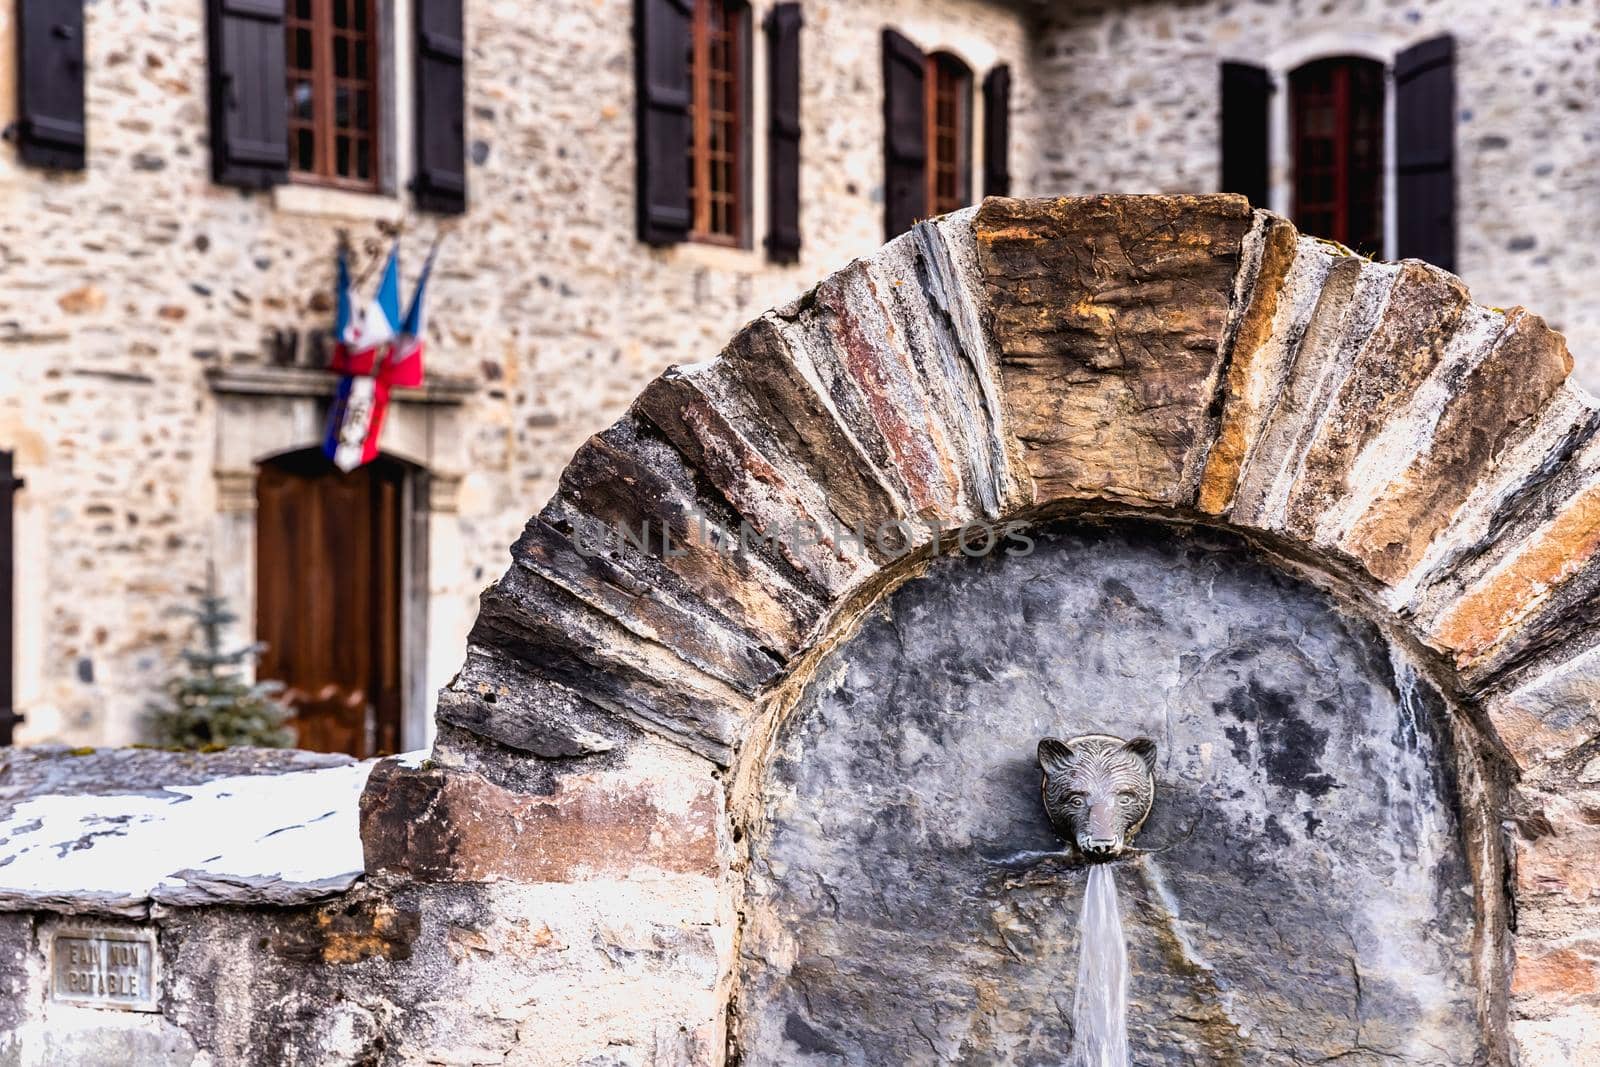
top-left (361, 196), bottom-right (1600, 1065)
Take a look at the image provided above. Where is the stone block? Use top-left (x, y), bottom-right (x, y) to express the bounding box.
top-left (1281, 260), bottom-right (1471, 543)
top-left (1196, 213), bottom-right (1301, 515)
top-left (975, 194), bottom-right (1253, 507)
top-left (1344, 307), bottom-right (1572, 587)
top-left (1513, 1010), bottom-right (1600, 1067)
top-left (1486, 643), bottom-right (1600, 770)
top-left (361, 749), bottom-right (726, 885)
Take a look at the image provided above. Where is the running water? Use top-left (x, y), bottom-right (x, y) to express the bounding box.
top-left (1068, 864), bottom-right (1130, 1067)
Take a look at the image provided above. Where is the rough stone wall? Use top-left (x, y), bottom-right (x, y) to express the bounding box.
top-left (0, 0), bottom-right (1036, 745)
top-left (1030, 0), bottom-right (1600, 393)
top-left (742, 521), bottom-right (1487, 1065)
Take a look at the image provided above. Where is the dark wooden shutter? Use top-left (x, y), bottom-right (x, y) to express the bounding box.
top-left (882, 28), bottom-right (926, 240)
top-left (982, 64), bottom-right (1011, 197)
top-left (206, 0), bottom-right (289, 188)
top-left (635, 0), bottom-right (693, 245)
top-left (414, 0), bottom-right (467, 214)
top-left (765, 3), bottom-right (802, 263)
top-left (0, 452), bottom-right (21, 745)
top-left (15, 0), bottom-right (86, 170)
top-left (1395, 35), bottom-right (1456, 271)
top-left (1220, 61), bottom-right (1271, 208)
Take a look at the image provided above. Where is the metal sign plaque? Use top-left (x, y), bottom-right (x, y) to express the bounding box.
top-left (50, 928), bottom-right (159, 1012)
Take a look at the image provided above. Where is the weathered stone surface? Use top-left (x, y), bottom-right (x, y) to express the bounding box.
top-left (975, 194), bottom-right (1253, 507)
top-left (1430, 474), bottom-right (1600, 690)
top-left (164, 880), bottom-right (728, 1065)
top-left (472, 561), bottom-right (754, 765)
top-left (1511, 791), bottom-right (1600, 911)
top-left (0, 746), bottom-right (354, 818)
top-left (548, 415), bottom-right (830, 658)
top-left (708, 314), bottom-right (913, 563)
top-left (1512, 935), bottom-right (1600, 1006)
top-left (1485, 643), bottom-right (1600, 770)
top-left (0, 755), bottom-right (376, 917)
top-left (434, 645), bottom-right (629, 760)
top-left (1196, 213), bottom-right (1301, 515)
top-left (1229, 255), bottom-right (1401, 530)
top-left (777, 259), bottom-right (969, 523)
top-left (1282, 260), bottom-right (1472, 543)
top-left (1343, 307), bottom-right (1573, 586)
top-left (362, 745), bottom-right (723, 885)
top-left (1512, 1009), bottom-right (1600, 1067)
top-left (739, 521), bottom-right (1488, 1066)
top-left (909, 211), bottom-right (1023, 518)
top-left (512, 516), bottom-right (782, 695)
top-left (1387, 386), bottom-right (1600, 614)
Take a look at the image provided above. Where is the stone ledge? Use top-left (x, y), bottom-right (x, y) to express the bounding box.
top-left (360, 751), bottom-right (725, 885)
top-left (0, 749), bottom-right (388, 918)
top-left (205, 364), bottom-right (479, 406)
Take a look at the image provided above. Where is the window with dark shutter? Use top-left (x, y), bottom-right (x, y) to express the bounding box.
top-left (286, 0), bottom-right (381, 190)
top-left (207, 0), bottom-right (290, 188)
top-left (686, 0), bottom-right (749, 245)
top-left (1290, 57), bottom-right (1384, 257)
top-left (982, 64), bottom-right (1011, 198)
top-left (882, 28), bottom-right (926, 240)
top-left (765, 3), bottom-right (802, 263)
top-left (414, 0), bottom-right (466, 213)
top-left (634, 0), bottom-right (693, 245)
top-left (1220, 61), bottom-right (1271, 208)
top-left (15, 0), bottom-right (86, 170)
top-left (1395, 35), bottom-right (1455, 271)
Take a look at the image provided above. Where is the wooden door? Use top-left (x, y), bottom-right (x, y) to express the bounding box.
top-left (256, 450), bottom-right (405, 757)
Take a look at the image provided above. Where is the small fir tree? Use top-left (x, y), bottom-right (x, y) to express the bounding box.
top-left (144, 580), bottom-right (295, 750)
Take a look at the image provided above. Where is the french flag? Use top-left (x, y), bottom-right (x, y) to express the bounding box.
top-left (385, 244), bottom-right (434, 390)
top-left (324, 246), bottom-right (402, 471)
top-left (323, 242), bottom-right (434, 472)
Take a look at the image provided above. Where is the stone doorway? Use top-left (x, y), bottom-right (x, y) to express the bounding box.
top-left (255, 449), bottom-right (416, 757)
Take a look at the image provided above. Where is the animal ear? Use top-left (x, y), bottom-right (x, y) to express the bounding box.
top-left (1122, 736), bottom-right (1158, 774)
top-left (1037, 737), bottom-right (1074, 774)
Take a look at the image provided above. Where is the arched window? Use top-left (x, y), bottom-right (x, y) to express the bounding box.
top-left (1290, 57), bottom-right (1385, 256)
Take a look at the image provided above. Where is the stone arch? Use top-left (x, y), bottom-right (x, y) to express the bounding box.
top-left (363, 195), bottom-right (1600, 1063)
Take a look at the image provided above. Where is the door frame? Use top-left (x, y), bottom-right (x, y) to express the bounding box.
top-left (207, 365), bottom-right (475, 753)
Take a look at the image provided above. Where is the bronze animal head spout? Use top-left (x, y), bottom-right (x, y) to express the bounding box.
top-left (1038, 733), bottom-right (1157, 860)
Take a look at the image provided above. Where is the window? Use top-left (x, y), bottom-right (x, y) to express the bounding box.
top-left (925, 53), bottom-right (972, 217)
top-left (1290, 57), bottom-right (1385, 257)
top-left (686, 0), bottom-right (746, 244)
top-left (285, 0), bottom-right (381, 190)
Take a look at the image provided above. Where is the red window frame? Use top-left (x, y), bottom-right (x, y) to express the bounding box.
top-left (686, 0), bottom-right (746, 245)
top-left (1290, 57), bottom-right (1385, 257)
top-left (925, 52), bottom-right (971, 216)
top-left (286, 0), bottom-right (382, 191)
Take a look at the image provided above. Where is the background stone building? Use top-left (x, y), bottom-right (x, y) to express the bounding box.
top-left (0, 0), bottom-right (1595, 754)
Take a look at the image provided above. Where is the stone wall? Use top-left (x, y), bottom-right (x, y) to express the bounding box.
top-left (0, 0), bottom-right (1036, 745)
top-left (1030, 0), bottom-right (1600, 394)
top-left (742, 521), bottom-right (1489, 1064)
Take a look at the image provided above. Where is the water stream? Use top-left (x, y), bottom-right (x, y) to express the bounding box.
top-left (1068, 864), bottom-right (1130, 1067)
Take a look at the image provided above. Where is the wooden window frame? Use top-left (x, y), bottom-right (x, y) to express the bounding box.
top-left (924, 52), bottom-right (971, 218)
top-left (286, 0), bottom-right (383, 192)
top-left (687, 0), bottom-right (747, 246)
top-left (1290, 56), bottom-right (1385, 258)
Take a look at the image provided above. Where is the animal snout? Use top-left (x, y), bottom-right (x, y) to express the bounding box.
top-left (1077, 835), bottom-right (1123, 858)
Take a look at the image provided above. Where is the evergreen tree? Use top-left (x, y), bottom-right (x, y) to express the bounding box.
top-left (144, 579), bottom-right (295, 750)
